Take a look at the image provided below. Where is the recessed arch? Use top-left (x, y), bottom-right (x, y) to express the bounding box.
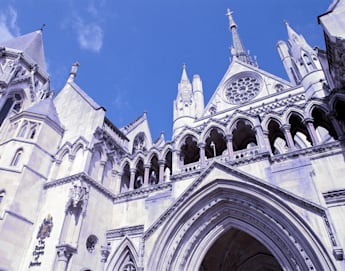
top-left (146, 175), bottom-right (336, 271)
top-left (106, 237), bottom-right (139, 271)
top-left (179, 134), bottom-right (200, 165)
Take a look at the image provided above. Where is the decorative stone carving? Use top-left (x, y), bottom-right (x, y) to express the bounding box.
top-left (66, 180), bottom-right (89, 215)
top-left (100, 243), bottom-right (111, 263)
top-left (224, 72), bottom-right (262, 104)
top-left (56, 244), bottom-right (77, 263)
top-left (29, 214), bottom-right (53, 267)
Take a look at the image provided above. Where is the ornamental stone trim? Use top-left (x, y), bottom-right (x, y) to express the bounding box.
top-left (323, 189), bottom-right (345, 206)
top-left (143, 163), bottom-right (338, 255)
top-left (106, 225), bottom-right (144, 240)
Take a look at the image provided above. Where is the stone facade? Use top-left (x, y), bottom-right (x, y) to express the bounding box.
top-left (0, 3), bottom-right (345, 271)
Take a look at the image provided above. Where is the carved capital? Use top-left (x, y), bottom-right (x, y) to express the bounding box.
top-left (100, 243), bottom-right (111, 263)
top-left (56, 244), bottom-right (77, 262)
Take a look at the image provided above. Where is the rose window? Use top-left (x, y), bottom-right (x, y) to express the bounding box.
top-left (224, 76), bottom-right (261, 104)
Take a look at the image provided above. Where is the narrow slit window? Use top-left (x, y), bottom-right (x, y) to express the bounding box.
top-left (11, 149), bottom-right (23, 167)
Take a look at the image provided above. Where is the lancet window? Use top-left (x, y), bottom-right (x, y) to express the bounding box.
top-left (121, 163), bottom-right (130, 192)
top-left (231, 120), bottom-right (257, 152)
top-left (180, 136), bottom-right (200, 165)
top-left (10, 148), bottom-right (23, 167)
top-left (134, 159), bottom-right (144, 189)
top-left (288, 114), bottom-right (312, 148)
top-left (312, 107), bottom-right (337, 143)
top-left (205, 128), bottom-right (227, 159)
top-left (0, 93), bottom-right (23, 126)
top-left (267, 120), bottom-right (288, 154)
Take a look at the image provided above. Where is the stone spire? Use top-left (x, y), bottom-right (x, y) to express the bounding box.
top-left (180, 63), bottom-right (190, 84)
top-left (285, 21), bottom-right (314, 60)
top-left (226, 8), bottom-right (257, 67)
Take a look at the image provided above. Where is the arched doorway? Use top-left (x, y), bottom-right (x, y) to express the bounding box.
top-left (146, 172), bottom-right (337, 271)
top-left (200, 228), bottom-right (282, 271)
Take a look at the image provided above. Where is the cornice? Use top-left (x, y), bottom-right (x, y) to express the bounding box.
top-left (113, 183), bottom-right (172, 203)
top-left (323, 189), bottom-right (345, 206)
top-left (106, 225), bottom-right (144, 240)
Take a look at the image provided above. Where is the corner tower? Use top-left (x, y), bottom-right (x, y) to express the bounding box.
top-left (277, 22), bottom-right (328, 99)
top-left (173, 64), bottom-right (204, 137)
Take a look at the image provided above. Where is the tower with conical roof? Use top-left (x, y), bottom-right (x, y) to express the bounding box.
top-left (0, 30), bottom-right (63, 271)
top-left (0, 30), bottom-right (51, 128)
top-left (277, 22), bottom-right (328, 99)
top-left (173, 64), bottom-right (204, 136)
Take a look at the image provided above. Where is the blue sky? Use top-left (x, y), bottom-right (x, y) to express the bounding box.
top-left (0, 0), bottom-right (331, 140)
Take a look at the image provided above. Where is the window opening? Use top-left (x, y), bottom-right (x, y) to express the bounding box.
top-left (11, 149), bottom-right (23, 167)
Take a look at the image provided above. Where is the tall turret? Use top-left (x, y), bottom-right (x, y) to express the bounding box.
top-left (226, 8), bottom-right (258, 67)
top-left (173, 64), bottom-right (204, 137)
top-left (277, 22), bottom-right (328, 99)
top-left (192, 74), bottom-right (204, 118)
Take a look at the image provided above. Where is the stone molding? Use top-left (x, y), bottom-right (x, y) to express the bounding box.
top-left (143, 162), bottom-right (342, 264)
top-left (323, 189), bottom-right (345, 206)
top-left (106, 225), bottom-right (144, 240)
top-left (44, 172), bottom-right (172, 203)
top-left (113, 183), bottom-right (172, 203)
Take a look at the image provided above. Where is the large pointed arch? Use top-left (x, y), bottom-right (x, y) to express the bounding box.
top-left (145, 163), bottom-right (337, 271)
top-left (106, 237), bottom-right (139, 271)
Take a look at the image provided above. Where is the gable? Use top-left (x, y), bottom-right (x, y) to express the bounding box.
top-left (203, 60), bottom-right (293, 117)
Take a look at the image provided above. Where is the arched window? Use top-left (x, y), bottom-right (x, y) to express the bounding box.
top-left (132, 133), bottom-right (147, 154)
top-left (121, 163), bottom-right (130, 192)
top-left (29, 125), bottom-right (37, 139)
top-left (134, 159), bottom-right (144, 189)
top-left (180, 136), bottom-right (200, 165)
top-left (0, 93), bottom-right (23, 126)
top-left (11, 149), bottom-right (23, 166)
top-left (232, 120), bottom-right (257, 152)
top-left (18, 121), bottom-right (28, 137)
top-left (205, 128), bottom-right (227, 159)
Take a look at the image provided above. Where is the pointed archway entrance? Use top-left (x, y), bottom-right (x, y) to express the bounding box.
top-left (145, 164), bottom-right (337, 271)
top-left (200, 228), bottom-right (282, 271)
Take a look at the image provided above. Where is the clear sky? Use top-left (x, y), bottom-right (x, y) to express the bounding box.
top-left (0, 0), bottom-right (332, 140)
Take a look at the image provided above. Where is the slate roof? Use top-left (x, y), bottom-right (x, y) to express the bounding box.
top-left (0, 30), bottom-right (46, 71)
top-left (25, 98), bottom-right (62, 127)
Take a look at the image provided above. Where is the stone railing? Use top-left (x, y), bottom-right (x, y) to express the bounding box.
top-left (233, 146), bottom-right (260, 160)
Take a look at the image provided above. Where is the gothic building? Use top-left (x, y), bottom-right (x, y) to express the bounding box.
top-left (0, 2), bottom-right (345, 271)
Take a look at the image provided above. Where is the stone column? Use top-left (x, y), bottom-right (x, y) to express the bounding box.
top-left (49, 160), bottom-right (61, 181)
top-left (158, 160), bottom-right (165, 183)
top-left (254, 125), bottom-right (267, 151)
top-left (171, 149), bottom-right (180, 174)
top-left (129, 168), bottom-right (136, 190)
top-left (55, 244), bottom-right (77, 271)
top-left (111, 170), bottom-right (120, 193)
top-left (303, 118), bottom-right (319, 145)
top-left (144, 164), bottom-right (150, 186)
top-left (225, 134), bottom-right (234, 161)
top-left (98, 161), bottom-right (106, 183)
top-left (328, 111), bottom-right (345, 140)
top-left (281, 124), bottom-right (295, 150)
top-left (198, 143), bottom-right (206, 167)
top-left (262, 130), bottom-right (273, 154)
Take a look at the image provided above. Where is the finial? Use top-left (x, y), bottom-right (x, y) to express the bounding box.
top-left (67, 61), bottom-right (80, 83)
top-left (226, 8), bottom-right (236, 29)
top-left (180, 63), bottom-right (190, 83)
top-left (40, 24), bottom-right (46, 32)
